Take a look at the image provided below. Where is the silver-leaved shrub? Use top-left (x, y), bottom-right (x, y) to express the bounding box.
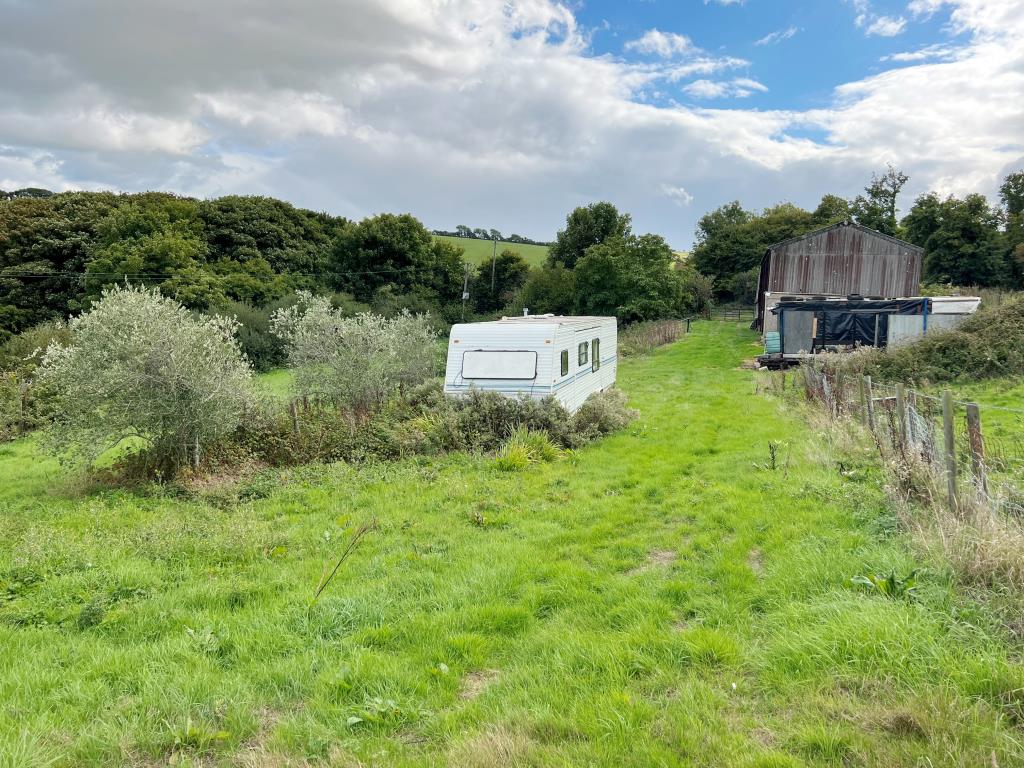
top-left (271, 291), bottom-right (437, 418)
top-left (37, 284), bottom-right (255, 475)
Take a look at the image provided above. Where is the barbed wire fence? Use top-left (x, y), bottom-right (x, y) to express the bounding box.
top-left (800, 359), bottom-right (1024, 517)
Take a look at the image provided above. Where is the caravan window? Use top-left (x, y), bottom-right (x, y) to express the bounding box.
top-left (462, 350), bottom-right (537, 380)
top-left (560, 350), bottom-right (569, 377)
top-left (592, 338), bottom-right (600, 372)
top-left (578, 341), bottom-right (589, 366)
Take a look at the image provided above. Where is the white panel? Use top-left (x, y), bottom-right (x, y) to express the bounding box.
top-left (930, 297), bottom-right (981, 314)
top-left (462, 350), bottom-right (537, 380)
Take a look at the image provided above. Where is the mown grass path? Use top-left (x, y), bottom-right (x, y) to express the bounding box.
top-left (1, 322), bottom-right (1021, 766)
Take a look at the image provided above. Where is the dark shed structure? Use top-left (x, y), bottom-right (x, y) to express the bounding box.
top-left (755, 222), bottom-right (923, 330)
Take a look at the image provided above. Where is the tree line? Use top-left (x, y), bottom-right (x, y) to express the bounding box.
top-left (431, 225), bottom-right (550, 246)
top-left (692, 167), bottom-right (1024, 301)
top-left (0, 192), bottom-right (710, 371)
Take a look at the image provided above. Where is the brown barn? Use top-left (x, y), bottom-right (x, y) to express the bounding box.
top-left (755, 222), bottom-right (923, 330)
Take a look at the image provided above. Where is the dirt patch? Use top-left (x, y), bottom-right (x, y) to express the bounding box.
top-left (750, 727), bottom-right (776, 747)
top-left (878, 711), bottom-right (928, 740)
top-left (447, 725), bottom-right (534, 767)
top-left (460, 669), bottom-right (501, 700)
top-left (747, 548), bottom-right (764, 576)
top-left (629, 549), bottom-right (676, 575)
top-left (738, 359), bottom-right (761, 371)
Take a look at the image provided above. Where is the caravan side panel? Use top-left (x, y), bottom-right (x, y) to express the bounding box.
top-left (552, 318), bottom-right (618, 412)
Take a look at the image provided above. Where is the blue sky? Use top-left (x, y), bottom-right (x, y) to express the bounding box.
top-left (578, 0), bottom-right (964, 111)
top-left (0, 0), bottom-right (1021, 248)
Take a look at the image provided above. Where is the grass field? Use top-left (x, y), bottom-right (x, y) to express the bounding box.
top-left (2, 323), bottom-right (1022, 766)
top-left (434, 236), bottom-right (549, 267)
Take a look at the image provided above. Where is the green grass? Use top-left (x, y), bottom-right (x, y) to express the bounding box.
top-left (258, 368), bottom-right (294, 401)
top-left (2, 322), bottom-right (1022, 766)
top-left (435, 235), bottom-right (549, 267)
top-left (931, 377), bottom-right (1024, 441)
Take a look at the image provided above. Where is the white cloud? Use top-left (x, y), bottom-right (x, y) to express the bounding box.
top-left (661, 184), bottom-right (694, 207)
top-left (864, 15), bottom-right (908, 36)
top-left (625, 29), bottom-right (697, 58)
top-left (755, 26), bottom-right (800, 46)
top-left (0, 0), bottom-right (1021, 249)
top-left (850, 0), bottom-right (907, 36)
top-left (881, 44), bottom-right (959, 62)
top-left (683, 77), bottom-right (768, 99)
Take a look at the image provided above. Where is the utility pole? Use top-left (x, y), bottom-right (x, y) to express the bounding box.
top-left (461, 262), bottom-right (470, 321)
top-left (491, 237), bottom-right (498, 298)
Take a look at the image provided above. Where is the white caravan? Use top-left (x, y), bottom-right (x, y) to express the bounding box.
top-left (443, 315), bottom-right (618, 412)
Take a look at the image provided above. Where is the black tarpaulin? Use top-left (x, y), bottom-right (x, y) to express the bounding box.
top-left (771, 297), bottom-right (929, 349)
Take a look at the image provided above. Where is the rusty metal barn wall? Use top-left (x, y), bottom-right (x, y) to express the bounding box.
top-left (766, 227), bottom-right (921, 298)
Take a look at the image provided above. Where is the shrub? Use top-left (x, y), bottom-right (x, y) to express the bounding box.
top-left (570, 388), bottom-right (638, 442)
top-left (271, 291), bottom-right (437, 419)
top-left (832, 297), bottom-right (1024, 384)
top-left (216, 300), bottom-right (288, 373)
top-left (403, 385), bottom-right (637, 453)
top-left (0, 321), bottom-right (71, 376)
top-left (36, 284), bottom-right (255, 476)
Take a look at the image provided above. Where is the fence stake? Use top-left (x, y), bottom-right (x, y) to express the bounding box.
top-left (864, 376), bottom-right (876, 432)
top-left (858, 377), bottom-right (868, 426)
top-left (942, 390), bottom-right (958, 513)
top-left (895, 383), bottom-right (907, 447)
top-left (966, 403), bottom-right (987, 497)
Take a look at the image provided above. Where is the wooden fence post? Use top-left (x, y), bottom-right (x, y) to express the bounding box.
top-left (864, 376), bottom-right (876, 432)
top-left (942, 390), bottom-right (958, 513)
top-left (966, 403), bottom-right (988, 497)
top-left (858, 377), bottom-right (868, 427)
top-left (290, 400), bottom-right (301, 435)
top-left (895, 383), bottom-right (907, 447)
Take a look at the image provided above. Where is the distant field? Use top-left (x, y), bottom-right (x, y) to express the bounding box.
top-left (435, 236), bottom-right (549, 267)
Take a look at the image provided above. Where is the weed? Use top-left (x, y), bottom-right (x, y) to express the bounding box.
top-left (851, 569), bottom-right (922, 600)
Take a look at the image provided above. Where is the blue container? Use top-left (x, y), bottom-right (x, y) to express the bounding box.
top-left (764, 331), bottom-right (781, 354)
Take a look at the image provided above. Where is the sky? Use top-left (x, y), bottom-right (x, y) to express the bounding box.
top-left (0, 0), bottom-right (1022, 249)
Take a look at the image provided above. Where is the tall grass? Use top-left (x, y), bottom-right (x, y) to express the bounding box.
top-left (619, 320), bottom-right (686, 357)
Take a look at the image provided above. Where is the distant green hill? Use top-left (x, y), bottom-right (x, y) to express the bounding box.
top-left (435, 235), bottom-right (548, 267)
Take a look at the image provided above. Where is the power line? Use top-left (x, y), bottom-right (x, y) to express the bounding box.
top-left (0, 263), bottom-right (455, 281)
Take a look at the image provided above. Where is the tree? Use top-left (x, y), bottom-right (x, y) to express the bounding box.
top-left (0, 192), bottom-right (122, 340)
top-left (1000, 171), bottom-right (1024, 216)
top-left (690, 201), bottom-right (761, 294)
top-left (902, 192), bottom-right (944, 249)
top-left (917, 194), bottom-right (1005, 286)
top-left (474, 250), bottom-right (530, 314)
top-left (488, 229), bottom-right (503, 242)
top-left (455, 224), bottom-right (472, 238)
top-left (574, 234), bottom-right (702, 322)
top-left (812, 194), bottom-right (851, 225)
top-left (852, 165), bottom-right (909, 236)
top-left (548, 202), bottom-right (631, 269)
top-left (514, 264), bottom-right (576, 315)
top-left (271, 292), bottom-right (437, 419)
top-left (333, 213), bottom-right (465, 303)
top-left (36, 284), bottom-right (254, 475)
top-left (1001, 171), bottom-right (1024, 287)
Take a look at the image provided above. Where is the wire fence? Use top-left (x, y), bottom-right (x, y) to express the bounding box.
top-left (800, 361), bottom-right (1024, 517)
